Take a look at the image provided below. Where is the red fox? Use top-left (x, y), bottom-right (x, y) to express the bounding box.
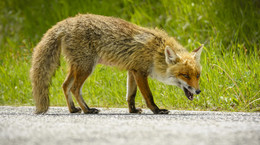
top-left (30, 14), bottom-right (203, 114)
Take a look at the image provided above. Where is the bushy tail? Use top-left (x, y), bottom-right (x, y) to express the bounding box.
top-left (30, 28), bottom-right (62, 114)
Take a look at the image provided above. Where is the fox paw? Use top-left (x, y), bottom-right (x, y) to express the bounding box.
top-left (153, 109), bottom-right (170, 114)
top-left (70, 107), bottom-right (82, 113)
top-left (130, 108), bottom-right (142, 114)
top-left (84, 108), bottom-right (100, 114)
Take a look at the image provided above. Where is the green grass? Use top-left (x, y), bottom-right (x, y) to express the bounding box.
top-left (0, 0), bottom-right (259, 112)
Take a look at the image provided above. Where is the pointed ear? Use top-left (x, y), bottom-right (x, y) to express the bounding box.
top-left (165, 46), bottom-right (180, 64)
top-left (192, 44), bottom-right (203, 62)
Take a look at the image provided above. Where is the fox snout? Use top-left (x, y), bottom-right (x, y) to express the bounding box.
top-left (195, 89), bottom-right (201, 94)
top-left (187, 85), bottom-right (201, 94)
top-left (183, 85), bottom-right (201, 101)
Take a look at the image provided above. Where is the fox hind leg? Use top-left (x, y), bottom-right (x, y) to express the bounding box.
top-left (126, 71), bottom-right (142, 113)
top-left (62, 67), bottom-right (82, 113)
top-left (70, 64), bottom-right (99, 114)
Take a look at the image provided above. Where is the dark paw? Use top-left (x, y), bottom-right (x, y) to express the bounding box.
top-left (130, 108), bottom-right (142, 114)
top-left (153, 109), bottom-right (170, 114)
top-left (70, 107), bottom-right (82, 113)
top-left (84, 108), bottom-right (100, 114)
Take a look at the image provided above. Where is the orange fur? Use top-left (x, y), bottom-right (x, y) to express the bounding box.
top-left (30, 14), bottom-right (203, 114)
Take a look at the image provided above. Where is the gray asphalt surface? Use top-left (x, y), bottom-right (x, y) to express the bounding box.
top-left (0, 106), bottom-right (259, 145)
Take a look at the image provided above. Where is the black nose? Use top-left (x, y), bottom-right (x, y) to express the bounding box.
top-left (196, 90), bottom-right (201, 94)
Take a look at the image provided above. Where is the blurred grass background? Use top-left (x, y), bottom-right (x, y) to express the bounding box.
top-left (0, 0), bottom-right (259, 112)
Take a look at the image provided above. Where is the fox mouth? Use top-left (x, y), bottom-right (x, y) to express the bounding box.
top-left (184, 87), bottom-right (194, 101)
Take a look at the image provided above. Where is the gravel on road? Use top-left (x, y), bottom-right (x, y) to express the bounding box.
top-left (0, 106), bottom-right (259, 145)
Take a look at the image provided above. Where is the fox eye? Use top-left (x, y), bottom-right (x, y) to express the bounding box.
top-left (182, 74), bottom-right (190, 79)
top-left (197, 74), bottom-right (200, 78)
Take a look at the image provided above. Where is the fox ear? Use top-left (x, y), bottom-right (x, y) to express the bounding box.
top-left (193, 44), bottom-right (203, 62)
top-left (165, 46), bottom-right (180, 64)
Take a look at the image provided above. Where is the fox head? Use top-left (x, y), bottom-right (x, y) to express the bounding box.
top-left (151, 44), bottom-right (203, 101)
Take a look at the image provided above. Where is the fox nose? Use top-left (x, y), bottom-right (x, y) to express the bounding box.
top-left (196, 89), bottom-right (201, 94)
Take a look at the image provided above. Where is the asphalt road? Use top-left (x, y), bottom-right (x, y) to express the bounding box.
top-left (0, 106), bottom-right (259, 145)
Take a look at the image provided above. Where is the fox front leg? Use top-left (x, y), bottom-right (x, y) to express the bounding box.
top-left (126, 71), bottom-right (142, 113)
top-left (131, 70), bottom-right (170, 114)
